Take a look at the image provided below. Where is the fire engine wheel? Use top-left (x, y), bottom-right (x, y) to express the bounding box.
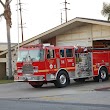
top-left (99, 67), bottom-right (108, 81)
top-left (54, 71), bottom-right (70, 88)
top-left (29, 82), bottom-right (44, 88)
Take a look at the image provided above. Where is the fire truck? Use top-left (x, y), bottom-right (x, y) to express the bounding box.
top-left (14, 44), bottom-right (110, 88)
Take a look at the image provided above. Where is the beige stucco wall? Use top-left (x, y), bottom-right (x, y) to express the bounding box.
top-left (0, 43), bottom-right (17, 78)
top-left (56, 24), bottom-right (92, 46)
top-left (0, 58), bottom-right (7, 62)
top-left (56, 24), bottom-right (110, 47)
top-left (92, 25), bottom-right (110, 40)
top-left (0, 44), bottom-right (8, 51)
top-left (0, 43), bottom-right (17, 51)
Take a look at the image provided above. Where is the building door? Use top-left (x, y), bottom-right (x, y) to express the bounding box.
top-left (0, 63), bottom-right (6, 79)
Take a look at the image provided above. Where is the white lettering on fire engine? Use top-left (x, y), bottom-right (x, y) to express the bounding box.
top-left (67, 59), bottom-right (73, 62)
top-left (61, 60), bottom-right (65, 64)
top-left (49, 64), bottom-right (53, 69)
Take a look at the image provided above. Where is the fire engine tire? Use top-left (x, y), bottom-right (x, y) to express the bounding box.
top-left (99, 67), bottom-right (108, 81)
top-left (54, 70), bottom-right (70, 88)
top-left (93, 76), bottom-right (99, 82)
top-left (30, 83), bottom-right (43, 88)
top-left (74, 78), bottom-right (85, 83)
top-left (30, 84), bottom-right (43, 88)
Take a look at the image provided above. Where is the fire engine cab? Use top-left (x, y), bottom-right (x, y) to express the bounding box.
top-left (14, 44), bottom-right (110, 88)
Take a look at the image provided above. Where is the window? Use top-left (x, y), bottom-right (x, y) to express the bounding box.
top-left (60, 49), bottom-right (64, 58)
top-left (17, 49), bottom-right (44, 62)
top-left (47, 49), bottom-right (54, 59)
top-left (66, 49), bottom-right (73, 57)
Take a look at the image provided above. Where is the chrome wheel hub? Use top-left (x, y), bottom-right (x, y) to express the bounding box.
top-left (101, 70), bottom-right (106, 79)
top-left (59, 74), bottom-right (66, 85)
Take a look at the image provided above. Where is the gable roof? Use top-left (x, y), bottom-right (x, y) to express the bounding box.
top-left (0, 17), bottom-right (110, 56)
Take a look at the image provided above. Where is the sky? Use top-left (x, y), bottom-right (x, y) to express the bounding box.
top-left (0, 0), bottom-right (110, 43)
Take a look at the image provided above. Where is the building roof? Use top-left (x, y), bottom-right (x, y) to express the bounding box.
top-left (0, 17), bottom-right (110, 55)
top-left (0, 43), bottom-right (17, 51)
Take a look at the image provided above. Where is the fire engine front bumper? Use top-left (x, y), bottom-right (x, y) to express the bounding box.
top-left (14, 75), bottom-right (45, 81)
top-left (14, 74), bottom-right (56, 81)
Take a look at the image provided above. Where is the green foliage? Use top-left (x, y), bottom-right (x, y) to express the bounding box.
top-left (0, 80), bottom-right (14, 84)
top-left (0, 75), bottom-right (14, 84)
top-left (101, 2), bottom-right (110, 21)
top-left (2, 76), bottom-right (14, 80)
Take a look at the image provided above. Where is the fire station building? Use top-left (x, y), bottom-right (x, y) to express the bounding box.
top-left (0, 17), bottom-right (110, 79)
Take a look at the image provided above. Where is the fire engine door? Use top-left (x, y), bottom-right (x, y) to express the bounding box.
top-left (65, 48), bottom-right (75, 70)
top-left (59, 49), bottom-right (66, 68)
top-left (46, 49), bottom-right (57, 72)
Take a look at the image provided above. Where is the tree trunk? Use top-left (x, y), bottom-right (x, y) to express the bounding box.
top-left (6, 20), bottom-right (12, 79)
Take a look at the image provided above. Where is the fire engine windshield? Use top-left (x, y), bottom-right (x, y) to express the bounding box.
top-left (17, 49), bottom-right (44, 62)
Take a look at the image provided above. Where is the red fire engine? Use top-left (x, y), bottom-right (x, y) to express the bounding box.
top-left (14, 44), bottom-right (110, 88)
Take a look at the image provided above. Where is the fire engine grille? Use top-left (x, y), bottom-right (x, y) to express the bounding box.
top-left (22, 64), bottom-right (33, 74)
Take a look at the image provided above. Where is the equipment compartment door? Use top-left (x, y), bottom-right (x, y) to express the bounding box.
top-left (75, 53), bottom-right (92, 78)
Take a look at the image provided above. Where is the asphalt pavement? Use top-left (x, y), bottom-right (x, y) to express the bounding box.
top-left (0, 98), bottom-right (110, 110)
top-left (0, 79), bottom-right (110, 110)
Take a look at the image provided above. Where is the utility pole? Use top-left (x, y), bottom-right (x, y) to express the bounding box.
top-left (17, 0), bottom-right (19, 55)
top-left (64, 0), bottom-right (70, 22)
top-left (61, 0), bottom-right (70, 23)
top-left (64, 0), bottom-right (68, 22)
top-left (61, 11), bottom-right (63, 24)
top-left (19, 0), bottom-right (24, 42)
top-left (0, 0), bottom-right (12, 79)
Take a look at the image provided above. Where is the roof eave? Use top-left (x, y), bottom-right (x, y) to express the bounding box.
top-left (0, 17), bottom-right (110, 56)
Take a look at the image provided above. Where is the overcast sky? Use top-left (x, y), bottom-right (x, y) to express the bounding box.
top-left (0, 0), bottom-right (110, 43)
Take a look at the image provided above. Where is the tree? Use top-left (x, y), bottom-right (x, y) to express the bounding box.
top-left (101, 2), bottom-right (110, 21)
top-left (0, 0), bottom-right (12, 79)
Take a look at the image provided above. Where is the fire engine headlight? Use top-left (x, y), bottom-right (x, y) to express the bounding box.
top-left (33, 66), bottom-right (38, 73)
top-left (33, 69), bottom-right (38, 73)
top-left (17, 69), bottom-right (22, 73)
